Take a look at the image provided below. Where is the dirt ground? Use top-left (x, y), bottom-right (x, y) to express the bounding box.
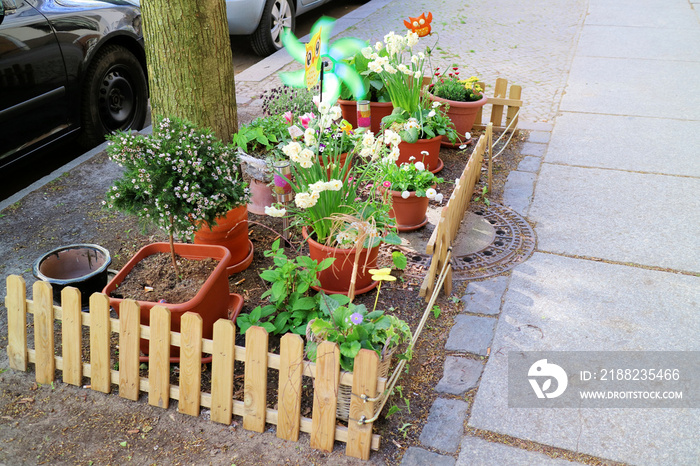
top-left (0, 126), bottom-right (526, 465)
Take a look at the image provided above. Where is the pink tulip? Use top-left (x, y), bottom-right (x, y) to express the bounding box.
top-left (283, 111), bottom-right (293, 124)
top-left (299, 112), bottom-right (316, 129)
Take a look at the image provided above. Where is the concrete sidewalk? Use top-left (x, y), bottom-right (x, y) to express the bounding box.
top-left (402, 0), bottom-right (700, 465)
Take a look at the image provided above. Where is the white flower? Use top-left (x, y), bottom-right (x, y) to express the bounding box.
top-left (411, 55), bottom-right (420, 64)
top-left (431, 101), bottom-right (441, 108)
top-left (304, 127), bottom-right (316, 146)
top-left (425, 188), bottom-right (437, 199)
top-left (384, 129), bottom-right (402, 147)
top-left (361, 131), bottom-right (375, 147)
top-left (409, 156), bottom-right (416, 161)
top-left (404, 118), bottom-right (420, 130)
top-left (464, 132), bottom-right (472, 140)
top-left (434, 193), bottom-right (444, 203)
top-left (406, 31), bottom-right (419, 47)
top-left (414, 70), bottom-right (422, 79)
top-left (428, 110), bottom-right (436, 118)
top-left (384, 64), bottom-right (397, 74)
top-left (309, 181), bottom-right (326, 194)
top-left (329, 106), bottom-right (342, 121)
top-left (264, 205), bottom-right (286, 217)
top-left (282, 141), bottom-right (302, 158)
top-left (388, 145), bottom-right (401, 162)
top-left (415, 161), bottom-right (425, 171)
top-left (368, 60), bottom-right (383, 73)
top-left (420, 150), bottom-right (429, 156)
top-left (326, 179), bottom-right (343, 191)
top-left (318, 101), bottom-right (330, 115)
top-left (401, 191), bottom-right (410, 199)
top-left (361, 46), bottom-right (373, 59)
top-left (398, 64), bottom-right (409, 74)
top-left (375, 41), bottom-right (383, 51)
top-left (299, 159), bottom-right (314, 168)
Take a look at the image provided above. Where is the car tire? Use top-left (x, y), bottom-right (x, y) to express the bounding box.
top-left (250, 0), bottom-right (295, 57)
top-left (77, 44), bottom-right (148, 149)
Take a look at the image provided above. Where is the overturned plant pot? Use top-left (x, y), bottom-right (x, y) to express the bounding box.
top-left (33, 244), bottom-right (112, 303)
top-left (103, 242), bottom-right (243, 362)
top-left (194, 205), bottom-right (254, 275)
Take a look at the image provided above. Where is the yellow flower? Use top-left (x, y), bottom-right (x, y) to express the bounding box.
top-left (369, 268), bottom-right (396, 282)
top-left (340, 120), bottom-right (353, 134)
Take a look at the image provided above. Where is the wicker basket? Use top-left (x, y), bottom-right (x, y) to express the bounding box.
top-left (306, 321), bottom-right (395, 421)
top-left (335, 347), bottom-right (395, 421)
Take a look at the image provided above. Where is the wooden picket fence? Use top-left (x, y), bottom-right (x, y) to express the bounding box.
top-left (4, 276), bottom-right (385, 460)
top-left (419, 124), bottom-right (492, 300)
top-left (474, 78), bottom-right (522, 132)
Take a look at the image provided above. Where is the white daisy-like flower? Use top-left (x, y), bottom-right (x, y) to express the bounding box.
top-left (361, 46), bottom-right (373, 59)
top-left (329, 106), bottom-right (342, 121)
top-left (404, 118), bottom-right (421, 130)
top-left (264, 205), bottom-right (286, 217)
top-left (427, 110), bottom-right (436, 118)
top-left (431, 101), bottom-right (441, 108)
top-left (415, 161), bottom-right (425, 171)
top-left (409, 156), bottom-right (416, 161)
top-left (435, 193), bottom-right (444, 203)
top-left (401, 191), bottom-right (410, 199)
top-left (420, 150), bottom-right (429, 156)
top-left (425, 188), bottom-right (437, 199)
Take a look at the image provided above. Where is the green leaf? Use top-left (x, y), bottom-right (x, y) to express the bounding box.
top-left (261, 322), bottom-right (276, 333)
top-left (317, 257), bottom-right (336, 271)
top-left (259, 270), bottom-right (279, 282)
top-left (296, 256), bottom-right (317, 269)
top-left (270, 280), bottom-right (287, 301)
top-left (366, 310), bottom-right (384, 320)
top-left (392, 251), bottom-right (407, 270)
top-left (340, 341), bottom-right (361, 359)
top-left (383, 232), bottom-right (402, 245)
top-left (250, 306), bottom-right (262, 322)
top-left (293, 296), bottom-right (316, 311)
top-left (385, 405), bottom-right (400, 418)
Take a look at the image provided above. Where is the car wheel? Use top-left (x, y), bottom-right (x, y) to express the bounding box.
top-left (78, 44), bottom-right (148, 148)
top-left (250, 0), bottom-right (295, 57)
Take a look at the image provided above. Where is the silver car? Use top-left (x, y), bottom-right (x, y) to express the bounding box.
top-left (228, 0), bottom-right (334, 56)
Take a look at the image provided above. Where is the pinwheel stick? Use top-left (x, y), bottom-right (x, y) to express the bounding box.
top-left (319, 61), bottom-right (327, 102)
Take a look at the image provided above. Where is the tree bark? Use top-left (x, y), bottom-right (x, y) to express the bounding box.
top-left (141, 0), bottom-right (238, 142)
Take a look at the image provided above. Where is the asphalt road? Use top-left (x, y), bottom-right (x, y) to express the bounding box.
top-left (0, 0), bottom-right (363, 204)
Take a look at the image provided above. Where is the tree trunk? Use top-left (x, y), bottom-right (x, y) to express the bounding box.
top-left (141, 0), bottom-right (238, 142)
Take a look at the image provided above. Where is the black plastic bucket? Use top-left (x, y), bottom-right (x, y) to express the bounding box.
top-left (33, 244), bottom-right (112, 303)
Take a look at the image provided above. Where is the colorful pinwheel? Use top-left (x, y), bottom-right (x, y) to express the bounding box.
top-left (280, 17), bottom-right (367, 104)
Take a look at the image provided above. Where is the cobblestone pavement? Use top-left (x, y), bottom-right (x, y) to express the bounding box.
top-left (234, 0), bottom-right (588, 125)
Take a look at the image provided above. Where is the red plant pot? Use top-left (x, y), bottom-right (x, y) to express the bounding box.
top-left (427, 92), bottom-right (488, 148)
top-left (385, 189), bottom-right (430, 232)
top-left (103, 242), bottom-right (243, 362)
top-left (302, 227), bottom-right (379, 296)
top-left (397, 136), bottom-right (443, 173)
top-left (338, 99), bottom-right (394, 135)
top-left (247, 179), bottom-right (274, 215)
top-left (194, 205), bottom-right (254, 275)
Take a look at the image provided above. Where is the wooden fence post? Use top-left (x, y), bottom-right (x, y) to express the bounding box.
top-left (148, 305), bottom-right (171, 409)
top-left (119, 299), bottom-right (141, 401)
top-left (6, 275), bottom-right (27, 371)
top-left (179, 312), bottom-right (203, 417)
top-left (61, 287), bottom-right (82, 386)
top-left (244, 326), bottom-right (268, 433)
top-left (33, 281), bottom-right (55, 385)
top-left (210, 319), bottom-right (235, 424)
top-left (89, 293), bottom-right (111, 394)
top-left (310, 341), bottom-right (340, 452)
top-left (277, 333), bottom-right (303, 442)
top-left (346, 349), bottom-right (379, 460)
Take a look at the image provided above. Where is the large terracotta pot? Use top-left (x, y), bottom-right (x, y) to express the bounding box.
top-left (194, 205), bottom-right (253, 275)
top-left (338, 99), bottom-right (393, 135)
top-left (385, 189), bottom-right (430, 232)
top-left (319, 152), bottom-right (351, 180)
top-left (397, 136), bottom-right (443, 173)
top-left (427, 92), bottom-right (488, 147)
top-left (302, 228), bottom-right (379, 296)
top-left (247, 179), bottom-right (274, 215)
top-left (103, 242), bottom-right (243, 362)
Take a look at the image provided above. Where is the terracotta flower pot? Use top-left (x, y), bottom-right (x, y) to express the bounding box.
top-left (102, 242), bottom-right (243, 362)
top-left (319, 152), bottom-right (351, 180)
top-left (302, 227), bottom-right (379, 296)
top-left (427, 92), bottom-right (488, 147)
top-left (338, 99), bottom-right (394, 135)
top-left (384, 189), bottom-right (430, 232)
top-left (247, 178), bottom-right (274, 215)
top-left (397, 135), bottom-right (443, 173)
top-left (194, 205), bottom-right (254, 275)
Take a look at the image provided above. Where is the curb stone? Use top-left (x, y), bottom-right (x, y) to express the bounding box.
top-left (445, 315), bottom-right (497, 356)
top-left (401, 447), bottom-right (456, 466)
top-left (461, 276), bottom-right (509, 315)
top-left (418, 398), bottom-right (469, 454)
top-left (435, 356), bottom-right (483, 396)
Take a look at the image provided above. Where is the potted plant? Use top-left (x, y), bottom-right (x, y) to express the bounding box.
top-left (337, 47), bottom-right (393, 134)
top-left (103, 116), bottom-right (248, 359)
top-left (366, 30), bottom-right (458, 172)
top-left (375, 160), bottom-right (445, 231)
top-left (266, 104), bottom-right (401, 299)
top-left (427, 66), bottom-right (487, 147)
top-left (234, 114), bottom-right (291, 215)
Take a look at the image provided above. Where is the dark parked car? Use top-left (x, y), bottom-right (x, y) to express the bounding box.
top-left (0, 0), bottom-right (148, 171)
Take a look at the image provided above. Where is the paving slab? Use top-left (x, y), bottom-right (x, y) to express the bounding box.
top-left (435, 356), bottom-right (484, 396)
top-left (585, 0), bottom-right (697, 29)
top-left (516, 156), bottom-right (542, 173)
top-left (529, 163), bottom-right (700, 273)
top-left (560, 56), bottom-right (700, 119)
top-left (419, 398), bottom-right (469, 453)
top-left (401, 447), bottom-right (456, 466)
top-left (525, 131), bottom-right (551, 144)
top-left (446, 315), bottom-right (498, 356)
top-left (456, 437), bottom-right (576, 465)
top-left (546, 113), bottom-right (700, 177)
top-left (469, 253), bottom-right (700, 465)
top-left (577, 25), bottom-right (700, 61)
top-left (502, 171), bottom-right (536, 216)
top-left (462, 276), bottom-right (509, 315)
top-left (520, 142), bottom-right (547, 157)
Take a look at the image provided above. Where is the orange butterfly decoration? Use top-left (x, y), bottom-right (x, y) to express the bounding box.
top-left (404, 12), bottom-right (433, 37)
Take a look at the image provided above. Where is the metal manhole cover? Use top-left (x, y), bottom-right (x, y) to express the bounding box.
top-left (403, 203), bottom-right (536, 280)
